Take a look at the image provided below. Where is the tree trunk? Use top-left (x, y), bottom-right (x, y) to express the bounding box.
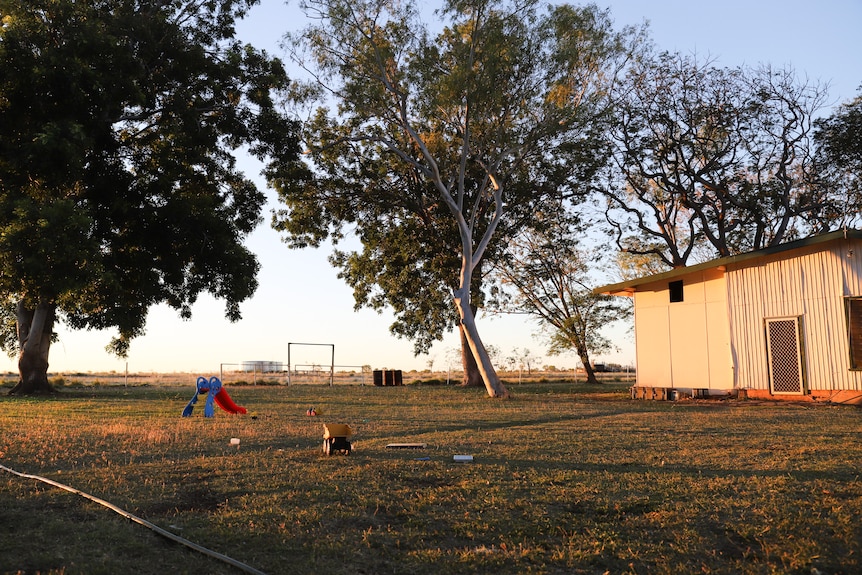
top-left (453, 287), bottom-right (508, 398)
top-left (459, 322), bottom-right (483, 387)
top-left (578, 346), bottom-right (600, 384)
top-left (9, 301), bottom-right (56, 395)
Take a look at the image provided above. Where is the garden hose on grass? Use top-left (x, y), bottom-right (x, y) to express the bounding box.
top-left (0, 464), bottom-right (267, 575)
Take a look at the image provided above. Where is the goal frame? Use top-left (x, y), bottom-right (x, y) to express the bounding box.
top-left (287, 342), bottom-right (335, 386)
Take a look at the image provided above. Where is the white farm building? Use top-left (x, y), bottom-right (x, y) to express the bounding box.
top-left (596, 230), bottom-right (862, 404)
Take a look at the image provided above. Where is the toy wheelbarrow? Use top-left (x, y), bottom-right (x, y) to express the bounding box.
top-left (323, 423), bottom-right (352, 456)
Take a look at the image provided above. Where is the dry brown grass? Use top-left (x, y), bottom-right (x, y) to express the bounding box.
top-left (0, 380), bottom-right (858, 575)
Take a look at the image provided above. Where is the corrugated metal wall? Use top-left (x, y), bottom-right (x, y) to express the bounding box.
top-left (726, 238), bottom-right (862, 391)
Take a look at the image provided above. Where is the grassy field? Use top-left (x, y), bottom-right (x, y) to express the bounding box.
top-left (0, 380), bottom-right (859, 575)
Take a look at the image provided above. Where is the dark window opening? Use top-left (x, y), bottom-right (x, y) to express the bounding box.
top-left (846, 297), bottom-right (862, 369)
top-left (669, 280), bottom-right (684, 303)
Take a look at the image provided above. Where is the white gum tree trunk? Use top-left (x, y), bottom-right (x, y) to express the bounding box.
top-left (453, 237), bottom-right (508, 397)
top-left (454, 287), bottom-right (508, 398)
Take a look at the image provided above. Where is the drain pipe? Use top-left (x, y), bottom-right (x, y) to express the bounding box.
top-left (0, 464), bottom-right (267, 575)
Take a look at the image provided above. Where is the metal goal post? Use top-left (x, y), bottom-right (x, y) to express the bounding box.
top-left (287, 342), bottom-right (335, 386)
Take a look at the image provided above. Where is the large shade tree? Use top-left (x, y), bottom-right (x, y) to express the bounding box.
top-left (272, 0), bottom-right (640, 397)
top-left (813, 89), bottom-right (862, 229)
top-left (326, 178), bottom-right (497, 388)
top-left (603, 52), bottom-right (831, 268)
top-left (0, 0), bottom-right (302, 394)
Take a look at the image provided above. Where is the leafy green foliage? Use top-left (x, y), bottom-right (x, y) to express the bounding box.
top-left (273, 0), bottom-right (637, 358)
top-left (491, 220), bottom-right (632, 382)
top-left (0, 0), bottom-right (302, 358)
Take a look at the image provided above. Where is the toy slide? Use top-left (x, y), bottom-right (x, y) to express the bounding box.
top-left (213, 388), bottom-right (247, 414)
top-left (182, 376), bottom-right (247, 417)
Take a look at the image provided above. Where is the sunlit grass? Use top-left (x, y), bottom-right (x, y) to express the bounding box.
top-left (0, 382), bottom-right (860, 574)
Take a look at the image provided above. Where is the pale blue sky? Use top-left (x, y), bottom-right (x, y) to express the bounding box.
top-left (29, 0), bottom-right (862, 375)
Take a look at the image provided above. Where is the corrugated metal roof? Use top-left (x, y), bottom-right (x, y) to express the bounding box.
top-left (594, 229), bottom-right (862, 296)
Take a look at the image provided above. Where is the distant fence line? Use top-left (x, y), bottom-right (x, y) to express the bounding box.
top-left (23, 368), bottom-right (636, 388)
top-left (215, 367), bottom-right (635, 386)
top-left (219, 364), bottom-right (371, 386)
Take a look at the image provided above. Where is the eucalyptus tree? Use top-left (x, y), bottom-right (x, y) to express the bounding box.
top-left (273, 0), bottom-right (640, 397)
top-left (490, 219), bottom-right (631, 384)
top-left (0, 0), bottom-right (302, 394)
top-left (604, 52), bottom-right (831, 268)
top-left (813, 91), bottom-right (862, 228)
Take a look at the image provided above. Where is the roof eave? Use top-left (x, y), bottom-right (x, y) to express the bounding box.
top-left (594, 229), bottom-right (862, 296)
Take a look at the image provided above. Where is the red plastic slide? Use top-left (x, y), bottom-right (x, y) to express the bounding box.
top-left (213, 388), bottom-right (247, 414)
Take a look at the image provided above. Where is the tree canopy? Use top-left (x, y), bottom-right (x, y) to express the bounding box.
top-left (0, 0), bottom-right (302, 394)
top-left (273, 0), bottom-right (641, 396)
top-left (813, 89), bottom-right (862, 228)
top-left (490, 217), bottom-right (631, 384)
top-left (603, 52), bottom-right (831, 268)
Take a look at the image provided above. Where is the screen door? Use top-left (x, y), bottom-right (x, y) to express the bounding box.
top-left (765, 317), bottom-right (806, 395)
